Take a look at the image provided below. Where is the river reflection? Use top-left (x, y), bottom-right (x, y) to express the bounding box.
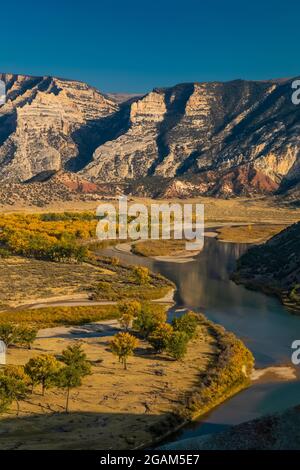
top-left (103, 236), bottom-right (300, 441)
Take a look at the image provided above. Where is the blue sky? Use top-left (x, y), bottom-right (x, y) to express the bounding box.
top-left (1, 0), bottom-right (299, 93)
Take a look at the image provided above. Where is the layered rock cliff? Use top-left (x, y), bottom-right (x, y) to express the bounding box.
top-left (0, 73), bottom-right (118, 182)
top-left (0, 73), bottom-right (299, 199)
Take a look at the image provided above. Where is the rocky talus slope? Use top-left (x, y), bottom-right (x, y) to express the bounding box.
top-left (0, 73), bottom-right (300, 200)
top-left (232, 222), bottom-right (300, 312)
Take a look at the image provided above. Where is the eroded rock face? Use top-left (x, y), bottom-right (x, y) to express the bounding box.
top-left (81, 78), bottom-right (300, 197)
top-left (0, 73), bottom-right (299, 198)
top-left (0, 73), bottom-right (117, 182)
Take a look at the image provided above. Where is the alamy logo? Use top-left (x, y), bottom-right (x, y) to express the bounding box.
top-left (0, 80), bottom-right (6, 105)
top-left (96, 196), bottom-right (204, 251)
top-left (0, 340), bottom-right (6, 365)
top-left (291, 80), bottom-right (300, 105)
top-left (291, 340), bottom-right (300, 365)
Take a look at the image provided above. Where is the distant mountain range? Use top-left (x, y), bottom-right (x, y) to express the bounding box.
top-left (0, 73), bottom-right (299, 203)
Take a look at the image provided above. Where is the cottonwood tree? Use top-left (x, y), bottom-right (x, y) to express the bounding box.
top-left (16, 326), bottom-right (38, 350)
top-left (148, 323), bottom-right (173, 353)
top-left (167, 331), bottom-right (189, 361)
top-left (25, 354), bottom-right (61, 395)
top-left (56, 366), bottom-right (84, 413)
top-left (0, 366), bottom-right (29, 415)
top-left (119, 300), bottom-right (141, 331)
top-left (133, 304), bottom-right (167, 337)
top-left (110, 332), bottom-right (138, 370)
top-left (0, 323), bottom-right (18, 348)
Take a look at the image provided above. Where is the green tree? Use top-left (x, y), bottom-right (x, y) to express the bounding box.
top-left (167, 331), bottom-right (189, 360)
top-left (16, 326), bottom-right (38, 349)
top-left (133, 266), bottom-right (150, 285)
top-left (56, 366), bottom-right (87, 413)
top-left (133, 304), bottom-right (167, 337)
top-left (24, 354), bottom-right (61, 395)
top-left (60, 344), bottom-right (91, 377)
top-left (148, 323), bottom-right (173, 353)
top-left (0, 323), bottom-right (18, 348)
top-left (0, 366), bottom-right (29, 415)
top-left (110, 332), bottom-right (138, 370)
top-left (172, 311), bottom-right (199, 340)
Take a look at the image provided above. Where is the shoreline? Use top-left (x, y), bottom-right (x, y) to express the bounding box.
top-left (232, 275), bottom-right (300, 315)
top-left (136, 314), bottom-right (255, 449)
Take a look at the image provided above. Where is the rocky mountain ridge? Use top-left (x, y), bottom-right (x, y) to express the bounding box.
top-left (0, 73), bottom-right (299, 200)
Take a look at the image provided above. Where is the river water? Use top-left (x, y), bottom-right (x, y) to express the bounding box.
top-left (104, 237), bottom-right (300, 443)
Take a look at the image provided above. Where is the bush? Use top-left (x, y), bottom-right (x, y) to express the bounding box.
top-left (118, 300), bottom-right (142, 317)
top-left (133, 304), bottom-right (167, 337)
top-left (148, 323), bottom-right (173, 353)
top-left (0, 248), bottom-right (10, 258)
top-left (133, 266), bottom-right (150, 285)
top-left (172, 311), bottom-right (199, 340)
top-left (167, 331), bottom-right (189, 360)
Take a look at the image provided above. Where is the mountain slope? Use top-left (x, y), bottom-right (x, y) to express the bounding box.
top-left (232, 222), bottom-right (300, 312)
top-left (80, 78), bottom-right (300, 197)
top-left (0, 73), bottom-right (118, 181)
top-left (0, 73), bottom-right (299, 199)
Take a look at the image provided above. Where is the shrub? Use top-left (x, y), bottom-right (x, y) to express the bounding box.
top-left (118, 300), bottom-right (142, 317)
top-left (148, 323), bottom-right (173, 353)
top-left (133, 266), bottom-right (150, 285)
top-left (172, 311), bottom-right (199, 340)
top-left (167, 331), bottom-right (189, 360)
top-left (0, 248), bottom-right (10, 258)
top-left (133, 304), bottom-right (167, 337)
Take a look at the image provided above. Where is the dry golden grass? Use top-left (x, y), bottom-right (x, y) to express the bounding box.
top-left (132, 240), bottom-right (189, 257)
top-left (0, 305), bottom-right (119, 328)
top-left (0, 257), bottom-right (110, 308)
top-left (0, 322), bottom-right (216, 450)
top-left (2, 196), bottom-right (300, 225)
top-left (216, 224), bottom-right (288, 243)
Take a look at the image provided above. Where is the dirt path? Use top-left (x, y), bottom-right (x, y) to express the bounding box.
top-left (19, 288), bottom-right (175, 310)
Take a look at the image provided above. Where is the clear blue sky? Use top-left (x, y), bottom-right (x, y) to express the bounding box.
top-left (1, 0), bottom-right (299, 93)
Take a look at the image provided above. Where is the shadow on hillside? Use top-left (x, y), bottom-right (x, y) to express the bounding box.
top-left (0, 409), bottom-right (192, 450)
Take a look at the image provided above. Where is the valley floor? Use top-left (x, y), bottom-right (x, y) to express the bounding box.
top-left (2, 195), bottom-right (300, 226)
top-left (0, 319), bottom-right (217, 450)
